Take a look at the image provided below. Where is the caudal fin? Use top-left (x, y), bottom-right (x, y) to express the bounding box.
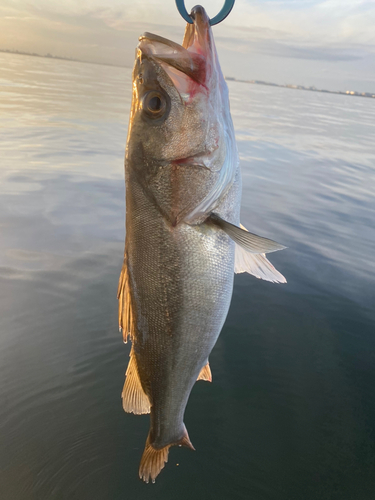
top-left (139, 427), bottom-right (195, 483)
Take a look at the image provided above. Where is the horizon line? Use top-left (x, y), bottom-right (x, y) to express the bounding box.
top-left (1, 48), bottom-right (374, 99)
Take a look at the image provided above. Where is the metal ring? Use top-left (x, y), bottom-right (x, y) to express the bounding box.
top-left (175, 0), bottom-right (235, 26)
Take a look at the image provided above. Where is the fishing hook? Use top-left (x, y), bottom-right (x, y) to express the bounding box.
top-left (175, 0), bottom-right (235, 26)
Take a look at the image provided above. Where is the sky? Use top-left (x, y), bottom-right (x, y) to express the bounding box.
top-left (1, 0), bottom-right (374, 92)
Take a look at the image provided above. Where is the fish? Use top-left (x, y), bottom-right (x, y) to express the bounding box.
top-left (117, 5), bottom-right (286, 484)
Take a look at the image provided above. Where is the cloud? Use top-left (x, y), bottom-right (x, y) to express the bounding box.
top-left (276, 45), bottom-right (364, 61)
top-left (216, 35), bottom-right (367, 62)
top-left (0, 0), bottom-right (374, 91)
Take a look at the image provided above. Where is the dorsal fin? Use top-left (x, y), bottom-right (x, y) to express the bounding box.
top-left (122, 350), bottom-right (151, 415)
top-left (197, 361), bottom-right (212, 382)
top-left (117, 254), bottom-right (135, 343)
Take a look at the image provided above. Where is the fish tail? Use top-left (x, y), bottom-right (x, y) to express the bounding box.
top-left (139, 426), bottom-right (195, 483)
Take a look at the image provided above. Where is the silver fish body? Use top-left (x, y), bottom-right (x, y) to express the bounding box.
top-left (118, 5), bottom-right (285, 484)
top-left (127, 167), bottom-right (240, 442)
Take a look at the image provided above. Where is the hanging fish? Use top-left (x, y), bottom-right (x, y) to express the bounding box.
top-left (117, 5), bottom-right (286, 484)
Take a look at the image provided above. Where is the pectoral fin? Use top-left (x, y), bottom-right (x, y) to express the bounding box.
top-left (209, 214), bottom-right (286, 254)
top-left (208, 215), bottom-right (287, 283)
top-left (233, 222), bottom-right (287, 283)
top-left (235, 246), bottom-right (286, 283)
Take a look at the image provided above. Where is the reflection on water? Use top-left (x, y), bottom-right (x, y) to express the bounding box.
top-left (0, 52), bottom-right (374, 499)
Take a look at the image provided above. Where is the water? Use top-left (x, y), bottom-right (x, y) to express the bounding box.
top-left (0, 51), bottom-right (374, 500)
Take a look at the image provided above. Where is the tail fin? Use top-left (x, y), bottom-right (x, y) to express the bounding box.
top-left (139, 426), bottom-right (195, 483)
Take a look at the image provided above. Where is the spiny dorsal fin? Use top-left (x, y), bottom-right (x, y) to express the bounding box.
top-left (209, 214), bottom-right (286, 254)
top-left (122, 350), bottom-right (151, 415)
top-left (139, 426), bottom-right (194, 483)
top-left (197, 362), bottom-right (212, 382)
top-left (117, 254), bottom-right (135, 343)
top-left (234, 223), bottom-right (287, 283)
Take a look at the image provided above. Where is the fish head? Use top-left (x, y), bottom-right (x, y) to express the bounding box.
top-left (126, 6), bottom-right (238, 224)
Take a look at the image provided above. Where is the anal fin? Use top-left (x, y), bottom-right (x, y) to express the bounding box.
top-left (197, 362), bottom-right (212, 382)
top-left (122, 350), bottom-right (151, 415)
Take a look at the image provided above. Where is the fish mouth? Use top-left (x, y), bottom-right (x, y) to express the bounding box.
top-left (138, 6), bottom-right (212, 89)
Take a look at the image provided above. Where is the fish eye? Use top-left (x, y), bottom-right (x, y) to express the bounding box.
top-left (141, 91), bottom-right (168, 120)
top-left (148, 96), bottom-right (162, 112)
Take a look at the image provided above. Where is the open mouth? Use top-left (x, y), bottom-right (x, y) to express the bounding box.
top-left (138, 6), bottom-right (212, 90)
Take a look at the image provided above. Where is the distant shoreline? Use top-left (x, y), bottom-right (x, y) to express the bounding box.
top-left (1, 48), bottom-right (374, 99)
top-left (225, 76), bottom-right (375, 99)
top-left (0, 48), bottom-right (128, 70)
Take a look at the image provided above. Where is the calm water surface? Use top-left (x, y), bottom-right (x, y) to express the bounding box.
top-left (0, 52), bottom-right (374, 500)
